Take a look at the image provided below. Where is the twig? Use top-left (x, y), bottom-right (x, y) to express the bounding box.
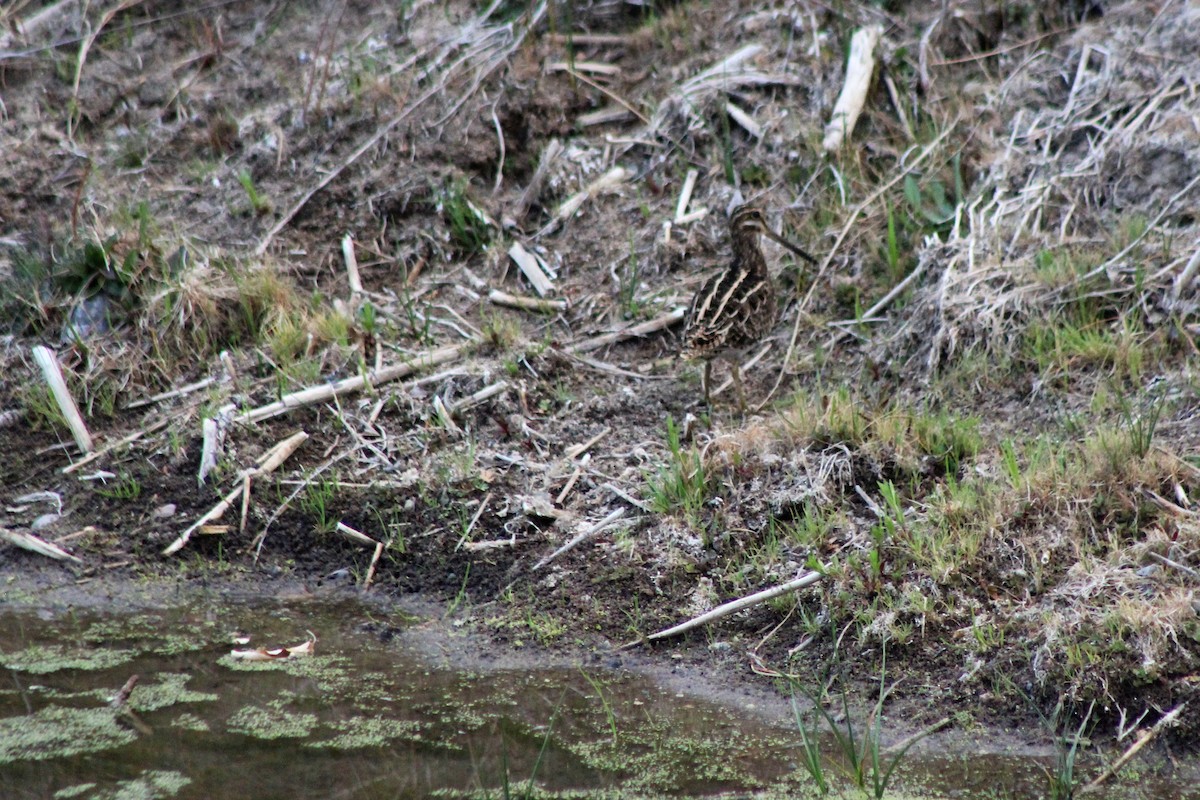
top-left (601, 482), bottom-right (652, 513)
top-left (336, 521), bottom-right (376, 547)
top-left (1147, 551), bottom-right (1200, 581)
top-left (564, 427), bottom-right (610, 459)
top-left (489, 288), bottom-right (567, 312)
top-left (341, 233), bottom-right (363, 297)
top-left (123, 377), bottom-right (216, 410)
top-left (363, 541), bottom-right (384, 589)
top-left (540, 166), bottom-right (632, 235)
top-left (1080, 704), bottom-right (1186, 793)
top-left (561, 64), bottom-right (648, 125)
top-left (570, 307), bottom-right (685, 353)
top-left (0, 527), bottom-right (84, 564)
top-left (62, 419), bottom-right (169, 474)
top-left (533, 508), bottom-right (624, 570)
top-left (820, 26), bottom-right (888, 151)
top-left (675, 168), bottom-right (699, 223)
top-left (508, 241), bottom-right (555, 296)
top-left (512, 138), bottom-right (562, 222)
top-left (456, 492), bottom-right (492, 551)
top-left (237, 342), bottom-right (473, 424)
top-left (447, 381), bottom-right (508, 415)
top-left (633, 569), bottom-right (825, 645)
top-left (32, 345), bottom-right (93, 454)
top-left (163, 431), bottom-right (308, 555)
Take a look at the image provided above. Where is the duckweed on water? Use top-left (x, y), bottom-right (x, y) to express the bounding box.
top-left (307, 716), bottom-right (425, 749)
top-left (226, 705), bottom-right (320, 740)
top-left (0, 706), bottom-right (136, 764)
top-left (2, 643), bottom-right (136, 674)
top-left (56, 769), bottom-right (191, 800)
top-left (169, 712), bottom-right (209, 732)
top-left (128, 672), bottom-right (218, 712)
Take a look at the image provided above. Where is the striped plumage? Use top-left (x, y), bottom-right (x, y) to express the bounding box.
top-left (681, 204), bottom-right (817, 409)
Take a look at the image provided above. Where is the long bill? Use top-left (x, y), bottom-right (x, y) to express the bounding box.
top-left (763, 228), bottom-right (819, 266)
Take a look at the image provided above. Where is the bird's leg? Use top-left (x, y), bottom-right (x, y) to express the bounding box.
top-left (731, 363), bottom-right (747, 413)
top-left (702, 360), bottom-right (713, 406)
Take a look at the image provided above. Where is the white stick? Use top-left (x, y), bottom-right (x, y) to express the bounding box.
top-left (823, 25), bottom-right (882, 152)
top-left (236, 343), bottom-right (471, 425)
top-left (508, 241), bottom-right (554, 296)
top-left (31, 346), bottom-right (93, 454)
top-left (675, 169), bottom-right (699, 223)
top-left (488, 288), bottom-right (568, 312)
top-left (341, 233), bottom-right (363, 296)
top-left (336, 521), bottom-right (377, 547)
top-left (0, 527), bottom-right (84, 564)
top-left (570, 307), bottom-right (686, 353)
top-left (725, 102), bottom-right (762, 139)
top-left (646, 569), bottom-right (825, 641)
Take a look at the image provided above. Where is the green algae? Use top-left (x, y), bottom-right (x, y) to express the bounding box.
top-left (128, 672), bottom-right (218, 712)
top-left (169, 712), bottom-right (210, 732)
top-left (226, 704), bottom-right (319, 740)
top-left (0, 706), bottom-right (136, 764)
top-left (54, 769), bottom-right (192, 800)
top-left (2, 643), bottom-right (137, 674)
top-left (306, 716), bottom-right (425, 749)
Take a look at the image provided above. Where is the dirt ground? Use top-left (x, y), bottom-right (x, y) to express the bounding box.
top-left (2, 0), bottom-right (1199, 773)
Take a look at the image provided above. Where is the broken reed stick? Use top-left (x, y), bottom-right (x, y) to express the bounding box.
top-left (62, 419), bottom-right (169, 475)
top-left (533, 507), bottom-right (625, 571)
top-left (455, 492), bottom-right (492, 551)
top-left (640, 569), bottom-right (825, 644)
top-left (675, 169), bottom-right (699, 223)
top-left (1080, 704), bottom-right (1186, 793)
top-left (163, 431), bottom-right (308, 555)
top-left (541, 166), bottom-right (632, 235)
top-left (0, 527), bottom-right (84, 564)
top-left (725, 102), bottom-right (762, 139)
top-left (488, 288), bottom-right (568, 313)
top-left (546, 60), bottom-right (620, 76)
top-left (822, 25), bottom-right (882, 152)
top-left (447, 381), bottom-right (508, 415)
top-left (123, 376), bottom-right (216, 410)
top-left (570, 307), bottom-right (686, 353)
top-left (363, 541), bottom-right (384, 589)
top-left (546, 32), bottom-right (627, 46)
top-left (507, 242), bottom-right (555, 296)
top-left (31, 345), bottom-right (93, 454)
top-left (237, 342), bottom-right (472, 425)
top-left (336, 521), bottom-right (376, 547)
top-left (341, 233), bottom-right (363, 296)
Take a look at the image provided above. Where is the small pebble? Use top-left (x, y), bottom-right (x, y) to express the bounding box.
top-left (153, 503), bottom-right (177, 518)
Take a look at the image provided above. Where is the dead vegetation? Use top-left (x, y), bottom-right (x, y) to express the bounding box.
top-left (1, 0), bottom-right (1198, 760)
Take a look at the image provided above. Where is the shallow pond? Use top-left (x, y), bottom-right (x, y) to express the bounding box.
top-left (0, 596), bottom-right (1193, 799)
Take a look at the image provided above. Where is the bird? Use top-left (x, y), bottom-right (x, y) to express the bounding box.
top-left (680, 203), bottom-right (819, 411)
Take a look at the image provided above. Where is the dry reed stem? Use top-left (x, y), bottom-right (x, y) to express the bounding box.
top-left (634, 569), bottom-right (825, 645)
top-left (164, 431), bottom-right (309, 555)
top-left (32, 345), bottom-right (93, 454)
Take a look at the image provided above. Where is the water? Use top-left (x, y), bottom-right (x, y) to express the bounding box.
top-left (0, 597), bottom-right (1194, 799)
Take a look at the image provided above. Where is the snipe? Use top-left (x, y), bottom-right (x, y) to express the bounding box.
top-left (680, 204), bottom-right (818, 410)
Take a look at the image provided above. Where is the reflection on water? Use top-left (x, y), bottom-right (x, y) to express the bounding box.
top-left (0, 599), bottom-right (1194, 800)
